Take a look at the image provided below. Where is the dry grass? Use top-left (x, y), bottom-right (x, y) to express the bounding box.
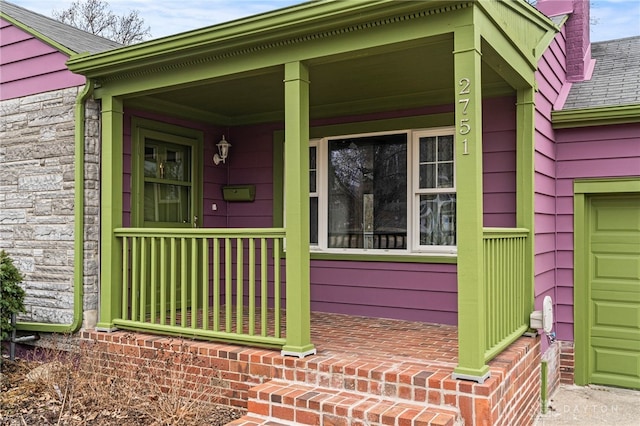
top-left (0, 336), bottom-right (244, 425)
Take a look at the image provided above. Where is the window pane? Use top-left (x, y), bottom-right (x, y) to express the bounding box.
top-left (420, 137), bottom-right (436, 162)
top-left (419, 163), bottom-right (435, 189)
top-left (419, 193), bottom-right (456, 246)
top-left (309, 146), bottom-right (316, 169)
top-left (309, 146), bottom-right (317, 193)
top-left (144, 183), bottom-right (191, 223)
top-left (310, 196), bottom-right (318, 245)
top-left (438, 135), bottom-right (454, 161)
top-left (310, 171), bottom-right (317, 193)
top-left (328, 133), bottom-right (407, 249)
top-left (438, 163), bottom-right (454, 188)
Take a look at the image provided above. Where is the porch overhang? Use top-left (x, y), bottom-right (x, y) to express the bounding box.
top-left (67, 0), bottom-right (556, 126)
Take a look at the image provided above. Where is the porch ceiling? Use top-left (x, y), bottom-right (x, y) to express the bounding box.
top-left (133, 36), bottom-right (513, 125)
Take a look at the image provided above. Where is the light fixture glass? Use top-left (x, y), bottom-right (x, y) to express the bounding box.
top-left (213, 135), bottom-right (231, 165)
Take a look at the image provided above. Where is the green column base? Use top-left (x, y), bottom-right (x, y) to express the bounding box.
top-left (452, 365), bottom-right (491, 383)
top-left (281, 344), bottom-right (317, 358)
top-left (95, 323), bottom-right (118, 332)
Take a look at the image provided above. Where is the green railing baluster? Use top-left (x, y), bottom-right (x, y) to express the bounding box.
top-left (160, 237), bottom-right (166, 326)
top-left (131, 237), bottom-right (139, 321)
top-left (213, 237), bottom-right (220, 332)
top-left (202, 237), bottom-right (209, 331)
top-left (139, 237), bottom-right (147, 322)
top-left (170, 237), bottom-right (177, 326)
top-left (122, 237), bottom-right (129, 320)
top-left (274, 238), bottom-right (281, 338)
top-left (191, 237), bottom-right (198, 330)
top-left (236, 238), bottom-right (244, 334)
top-left (260, 238), bottom-right (267, 337)
top-left (181, 237), bottom-right (187, 328)
top-left (225, 238), bottom-right (232, 333)
top-left (150, 237), bottom-right (157, 324)
top-left (249, 238), bottom-right (256, 336)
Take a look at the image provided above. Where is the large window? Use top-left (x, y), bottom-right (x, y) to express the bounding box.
top-left (311, 127), bottom-right (456, 255)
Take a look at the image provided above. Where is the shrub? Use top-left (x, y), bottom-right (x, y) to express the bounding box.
top-left (1, 250), bottom-right (26, 341)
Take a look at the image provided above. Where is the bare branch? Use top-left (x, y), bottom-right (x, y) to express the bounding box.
top-left (52, 0), bottom-right (150, 45)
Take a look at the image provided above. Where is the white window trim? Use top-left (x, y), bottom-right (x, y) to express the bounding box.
top-left (310, 127), bottom-right (457, 256)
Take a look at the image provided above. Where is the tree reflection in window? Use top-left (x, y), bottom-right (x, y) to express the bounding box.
top-left (327, 134), bottom-right (407, 249)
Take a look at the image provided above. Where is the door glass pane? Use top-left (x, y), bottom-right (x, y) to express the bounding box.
top-left (143, 138), bottom-right (192, 224)
top-left (419, 193), bottom-right (456, 245)
top-left (163, 149), bottom-right (186, 181)
top-left (144, 146), bottom-right (158, 177)
top-left (144, 183), bottom-right (191, 223)
top-left (327, 133), bottom-right (407, 249)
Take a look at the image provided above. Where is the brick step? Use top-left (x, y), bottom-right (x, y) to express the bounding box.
top-left (279, 356), bottom-right (462, 405)
top-left (228, 379), bottom-right (460, 426)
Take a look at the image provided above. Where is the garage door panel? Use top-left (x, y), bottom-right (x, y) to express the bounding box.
top-left (593, 301), bottom-right (640, 329)
top-left (592, 335), bottom-right (640, 351)
top-left (592, 347), bottom-right (640, 376)
top-left (593, 201), bottom-right (640, 232)
top-left (592, 283), bottom-right (640, 296)
top-left (593, 254), bottom-right (640, 280)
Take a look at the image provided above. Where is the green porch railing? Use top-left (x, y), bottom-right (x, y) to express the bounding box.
top-left (483, 227), bottom-right (530, 362)
top-left (113, 227), bottom-right (286, 348)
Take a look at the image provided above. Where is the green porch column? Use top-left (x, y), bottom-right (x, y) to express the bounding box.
top-left (516, 87), bottom-right (536, 317)
top-left (281, 61), bottom-right (316, 357)
top-left (96, 95), bottom-right (124, 331)
top-left (452, 23), bottom-right (490, 383)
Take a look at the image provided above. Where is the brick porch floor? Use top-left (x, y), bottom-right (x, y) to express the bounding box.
top-left (83, 311), bottom-right (541, 425)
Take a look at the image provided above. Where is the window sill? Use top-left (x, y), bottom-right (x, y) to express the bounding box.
top-left (309, 250), bottom-right (457, 264)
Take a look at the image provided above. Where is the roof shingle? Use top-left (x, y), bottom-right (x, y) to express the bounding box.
top-left (563, 36), bottom-right (640, 110)
top-left (0, 0), bottom-right (121, 55)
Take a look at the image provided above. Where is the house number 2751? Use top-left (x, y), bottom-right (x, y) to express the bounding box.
top-left (459, 77), bottom-right (471, 155)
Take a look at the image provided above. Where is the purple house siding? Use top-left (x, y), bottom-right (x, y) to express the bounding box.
top-left (0, 19), bottom-right (85, 100)
top-left (482, 96), bottom-right (517, 228)
top-left (534, 28), bottom-right (568, 335)
top-left (226, 123), bottom-right (281, 229)
top-left (554, 123), bottom-right (640, 340)
top-left (310, 260), bottom-right (458, 325)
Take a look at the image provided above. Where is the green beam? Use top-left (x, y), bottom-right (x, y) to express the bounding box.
top-left (281, 61), bottom-right (316, 358)
top-left (452, 21), bottom-right (490, 383)
top-left (516, 87), bottom-right (536, 319)
top-left (96, 96), bottom-right (124, 331)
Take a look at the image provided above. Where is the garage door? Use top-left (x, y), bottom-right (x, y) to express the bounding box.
top-left (587, 194), bottom-right (640, 389)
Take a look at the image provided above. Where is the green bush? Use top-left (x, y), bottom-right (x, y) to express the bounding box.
top-left (1, 250), bottom-right (26, 341)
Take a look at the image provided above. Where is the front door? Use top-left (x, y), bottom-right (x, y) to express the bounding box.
top-left (585, 194), bottom-right (640, 389)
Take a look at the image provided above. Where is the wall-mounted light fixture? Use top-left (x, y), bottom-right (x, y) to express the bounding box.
top-left (213, 135), bottom-right (231, 165)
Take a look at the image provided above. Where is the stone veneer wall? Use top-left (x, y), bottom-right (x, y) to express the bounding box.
top-left (0, 86), bottom-right (100, 328)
